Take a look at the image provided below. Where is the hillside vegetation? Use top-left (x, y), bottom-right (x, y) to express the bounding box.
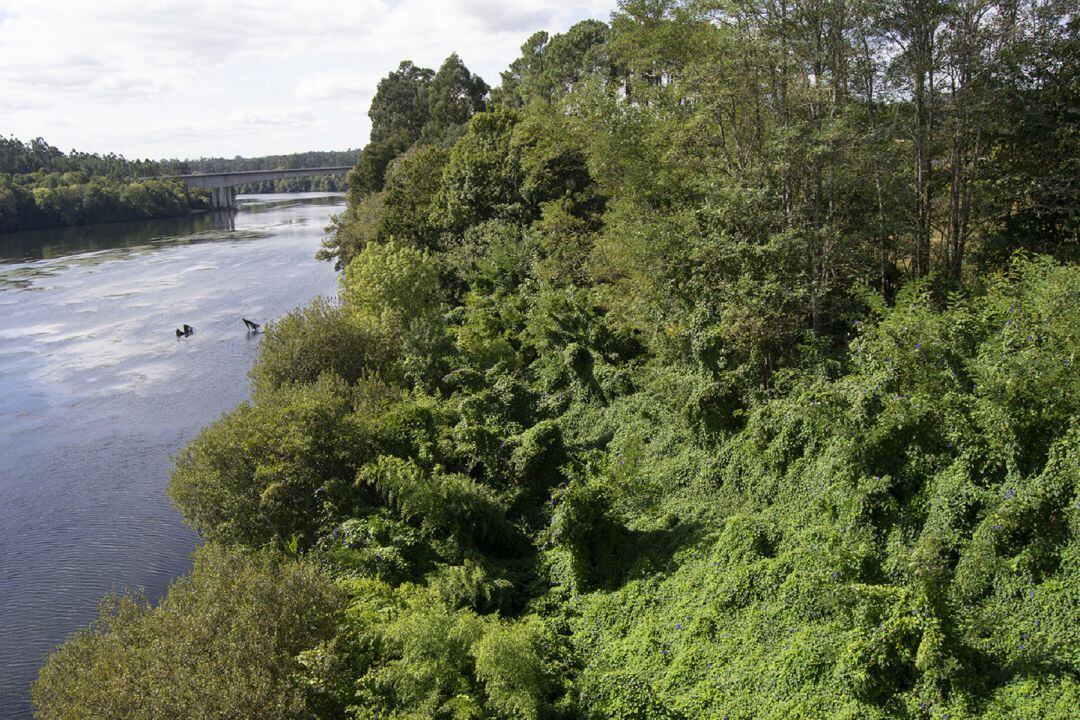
top-left (34, 2), bottom-right (1078, 719)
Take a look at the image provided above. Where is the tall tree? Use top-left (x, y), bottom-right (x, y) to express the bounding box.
top-left (369, 60), bottom-right (435, 144)
top-left (886, 0), bottom-right (947, 277)
top-left (427, 53), bottom-right (489, 132)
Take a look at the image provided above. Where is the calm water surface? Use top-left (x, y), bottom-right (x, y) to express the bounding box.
top-left (0, 193), bottom-right (343, 718)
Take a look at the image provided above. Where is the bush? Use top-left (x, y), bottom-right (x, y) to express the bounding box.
top-left (250, 296), bottom-right (394, 394)
top-left (169, 374), bottom-right (364, 547)
top-left (341, 240), bottom-right (449, 384)
top-left (33, 545), bottom-right (346, 720)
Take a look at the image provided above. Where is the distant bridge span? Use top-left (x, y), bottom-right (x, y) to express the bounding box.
top-left (171, 166), bottom-right (353, 209)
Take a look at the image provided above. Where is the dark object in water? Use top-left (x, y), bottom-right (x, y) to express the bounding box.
top-left (242, 318), bottom-right (261, 333)
top-left (175, 328), bottom-right (183, 338)
top-left (176, 325), bottom-right (194, 338)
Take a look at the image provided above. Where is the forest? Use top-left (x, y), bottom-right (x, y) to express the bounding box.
top-left (0, 137), bottom-right (210, 232)
top-left (33, 1), bottom-right (1077, 719)
top-left (0, 141), bottom-right (358, 233)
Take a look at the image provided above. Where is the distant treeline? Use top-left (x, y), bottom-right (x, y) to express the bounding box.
top-left (0, 138), bottom-right (358, 233)
top-left (0, 137), bottom-right (209, 233)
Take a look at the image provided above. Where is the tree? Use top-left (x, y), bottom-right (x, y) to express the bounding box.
top-left (427, 53), bottom-right (489, 134)
top-left (369, 60), bottom-right (435, 144)
top-left (493, 21), bottom-right (611, 107)
top-left (168, 374), bottom-right (363, 548)
top-left (33, 545), bottom-right (346, 720)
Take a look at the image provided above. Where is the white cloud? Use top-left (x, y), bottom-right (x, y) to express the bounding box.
top-left (0, 0), bottom-right (616, 158)
top-left (226, 108), bottom-right (314, 127)
top-left (295, 75), bottom-right (373, 102)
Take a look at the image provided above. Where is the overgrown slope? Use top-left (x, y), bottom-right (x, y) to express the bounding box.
top-left (34, 3), bottom-right (1079, 719)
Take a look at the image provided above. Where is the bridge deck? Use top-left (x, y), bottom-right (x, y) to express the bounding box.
top-left (167, 166), bottom-right (354, 209)
top-left (171, 166), bottom-right (353, 189)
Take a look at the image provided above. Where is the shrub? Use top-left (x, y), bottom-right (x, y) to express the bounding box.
top-left (33, 545), bottom-right (345, 720)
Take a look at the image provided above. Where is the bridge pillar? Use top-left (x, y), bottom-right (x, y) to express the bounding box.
top-left (210, 186), bottom-right (234, 210)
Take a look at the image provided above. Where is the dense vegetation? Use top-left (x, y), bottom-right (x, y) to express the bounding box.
top-left (0, 136), bottom-right (210, 232)
top-left (0, 141), bottom-right (356, 233)
top-left (34, 2), bottom-right (1078, 719)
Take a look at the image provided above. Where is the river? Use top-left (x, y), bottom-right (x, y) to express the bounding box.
top-left (0, 193), bottom-right (343, 719)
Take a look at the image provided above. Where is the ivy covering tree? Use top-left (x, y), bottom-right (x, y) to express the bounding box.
top-left (35, 3), bottom-right (1079, 719)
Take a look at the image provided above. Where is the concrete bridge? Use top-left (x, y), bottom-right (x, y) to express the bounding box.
top-left (172, 166), bottom-right (353, 209)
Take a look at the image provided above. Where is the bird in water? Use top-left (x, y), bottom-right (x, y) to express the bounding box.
top-left (242, 318), bottom-right (261, 333)
top-left (175, 324), bottom-right (194, 338)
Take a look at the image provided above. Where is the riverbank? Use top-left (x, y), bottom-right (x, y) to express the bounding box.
top-left (0, 193), bottom-right (342, 719)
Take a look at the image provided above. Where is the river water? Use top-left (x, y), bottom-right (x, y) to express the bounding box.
top-left (0, 193), bottom-right (343, 719)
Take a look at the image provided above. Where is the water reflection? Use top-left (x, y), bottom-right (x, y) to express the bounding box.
top-left (0, 210), bottom-right (238, 264)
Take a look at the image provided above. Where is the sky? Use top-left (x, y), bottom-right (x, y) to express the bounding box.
top-left (0, 0), bottom-right (617, 160)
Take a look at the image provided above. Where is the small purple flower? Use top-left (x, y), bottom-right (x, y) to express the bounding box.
top-left (1005, 488), bottom-right (1016, 500)
top-left (915, 343), bottom-right (921, 350)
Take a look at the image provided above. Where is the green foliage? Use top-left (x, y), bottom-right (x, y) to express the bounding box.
top-left (250, 297), bottom-right (393, 394)
top-left (427, 53), bottom-right (489, 137)
top-left (32, 545), bottom-right (345, 720)
top-left (359, 456), bottom-right (508, 555)
top-left (341, 240), bottom-right (448, 382)
top-left (347, 133), bottom-right (413, 199)
top-left (344, 583), bottom-right (565, 720)
top-left (168, 373), bottom-right (364, 547)
top-left (433, 108), bottom-right (526, 235)
top-left (379, 144), bottom-right (452, 250)
top-left (494, 20), bottom-right (611, 108)
top-left (321, 145), bottom-right (453, 271)
top-left (0, 137), bottom-right (358, 232)
top-left (472, 617), bottom-right (552, 720)
top-left (369, 60), bottom-right (436, 144)
top-left (568, 256), bottom-right (1080, 719)
top-left (0, 170), bottom-right (206, 232)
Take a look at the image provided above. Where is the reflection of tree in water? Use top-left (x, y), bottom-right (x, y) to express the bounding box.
top-left (0, 209), bottom-right (240, 264)
top-left (0, 223), bottom-right (276, 292)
